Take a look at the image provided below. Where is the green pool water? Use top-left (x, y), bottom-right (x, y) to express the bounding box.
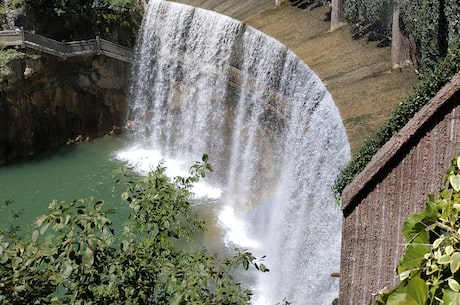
top-left (0, 136), bottom-right (225, 252)
top-left (0, 136), bottom-right (130, 234)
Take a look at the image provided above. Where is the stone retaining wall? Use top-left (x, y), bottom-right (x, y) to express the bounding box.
top-left (0, 50), bottom-right (130, 165)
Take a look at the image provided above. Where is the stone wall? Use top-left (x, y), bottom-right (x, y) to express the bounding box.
top-left (339, 74), bottom-right (460, 305)
top-left (0, 50), bottom-right (130, 165)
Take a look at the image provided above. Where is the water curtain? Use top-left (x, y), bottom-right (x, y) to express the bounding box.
top-left (126, 1), bottom-right (351, 303)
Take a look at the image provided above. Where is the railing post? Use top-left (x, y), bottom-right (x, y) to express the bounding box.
top-left (96, 36), bottom-right (101, 55)
top-left (20, 27), bottom-right (25, 48)
top-left (331, 0), bottom-right (346, 31)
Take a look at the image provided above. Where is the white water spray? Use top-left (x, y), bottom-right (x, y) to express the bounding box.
top-left (122, 1), bottom-right (351, 304)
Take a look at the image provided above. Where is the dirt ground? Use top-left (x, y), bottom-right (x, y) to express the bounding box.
top-left (173, 0), bottom-right (421, 153)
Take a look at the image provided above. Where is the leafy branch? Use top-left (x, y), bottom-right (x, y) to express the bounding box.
top-left (0, 155), bottom-right (268, 304)
top-left (375, 154), bottom-right (460, 305)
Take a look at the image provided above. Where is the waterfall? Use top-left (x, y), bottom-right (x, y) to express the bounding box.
top-left (121, 0), bottom-right (351, 304)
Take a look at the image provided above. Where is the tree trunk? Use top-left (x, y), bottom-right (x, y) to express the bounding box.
top-left (391, 7), bottom-right (416, 69)
top-left (331, 0), bottom-right (346, 31)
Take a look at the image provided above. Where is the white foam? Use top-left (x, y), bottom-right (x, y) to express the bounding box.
top-left (218, 206), bottom-right (260, 249)
top-left (114, 145), bottom-right (222, 200)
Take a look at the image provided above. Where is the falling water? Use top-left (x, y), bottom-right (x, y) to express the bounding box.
top-left (121, 0), bottom-right (351, 304)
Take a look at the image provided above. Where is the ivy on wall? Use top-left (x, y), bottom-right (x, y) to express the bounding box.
top-left (333, 47), bottom-right (460, 202)
top-left (342, 0), bottom-right (392, 44)
top-left (341, 0), bottom-right (458, 67)
top-left (344, 0), bottom-right (393, 26)
top-left (400, 0), bottom-right (459, 71)
top-left (446, 0), bottom-right (460, 53)
top-left (332, 0), bottom-right (460, 201)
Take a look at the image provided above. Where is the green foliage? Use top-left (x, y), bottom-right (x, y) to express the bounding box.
top-left (398, 0), bottom-right (460, 72)
top-left (343, 0), bottom-right (393, 45)
top-left (445, 0), bottom-right (460, 51)
top-left (333, 46), bottom-right (460, 203)
top-left (0, 0), bottom-right (24, 14)
top-left (375, 154), bottom-right (460, 305)
top-left (0, 155), bottom-right (267, 304)
top-left (0, 199), bottom-right (24, 240)
top-left (344, 0), bottom-right (393, 25)
top-left (16, 0), bottom-right (144, 46)
top-left (0, 43), bottom-right (24, 92)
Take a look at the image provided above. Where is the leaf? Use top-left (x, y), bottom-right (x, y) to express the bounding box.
top-left (406, 275), bottom-right (428, 305)
top-left (449, 175), bottom-right (460, 192)
top-left (64, 214), bottom-right (71, 225)
top-left (386, 286), bottom-right (419, 305)
top-left (83, 247), bottom-right (94, 268)
top-left (94, 200), bottom-right (104, 211)
top-left (38, 246), bottom-right (56, 257)
top-left (402, 212), bottom-right (430, 243)
top-left (451, 252), bottom-right (460, 273)
top-left (259, 263), bottom-right (269, 272)
top-left (35, 215), bottom-right (47, 226)
top-left (11, 256), bottom-right (22, 269)
top-left (398, 244), bottom-right (430, 274)
top-left (120, 240), bottom-right (129, 251)
top-left (171, 293), bottom-right (183, 305)
top-left (442, 289), bottom-right (460, 305)
top-left (1, 252), bottom-right (8, 264)
top-left (62, 263), bottom-right (73, 279)
top-left (152, 222), bottom-right (159, 237)
top-left (121, 192), bottom-right (129, 201)
top-left (434, 249), bottom-right (443, 260)
top-left (439, 255), bottom-right (451, 265)
top-left (449, 279), bottom-right (460, 292)
top-left (31, 230), bottom-right (39, 243)
top-left (399, 270), bottom-right (411, 281)
top-left (242, 258), bottom-right (249, 270)
top-left (426, 263), bottom-right (439, 275)
top-left (433, 236), bottom-right (444, 249)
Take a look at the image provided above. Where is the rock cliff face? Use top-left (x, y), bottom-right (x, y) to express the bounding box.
top-left (0, 50), bottom-right (130, 165)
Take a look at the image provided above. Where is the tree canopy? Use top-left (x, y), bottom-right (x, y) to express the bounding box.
top-left (1, 0), bottom-right (145, 46)
top-left (0, 155), bottom-right (268, 304)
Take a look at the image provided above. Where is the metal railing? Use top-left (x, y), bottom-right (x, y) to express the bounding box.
top-left (0, 28), bottom-right (133, 62)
